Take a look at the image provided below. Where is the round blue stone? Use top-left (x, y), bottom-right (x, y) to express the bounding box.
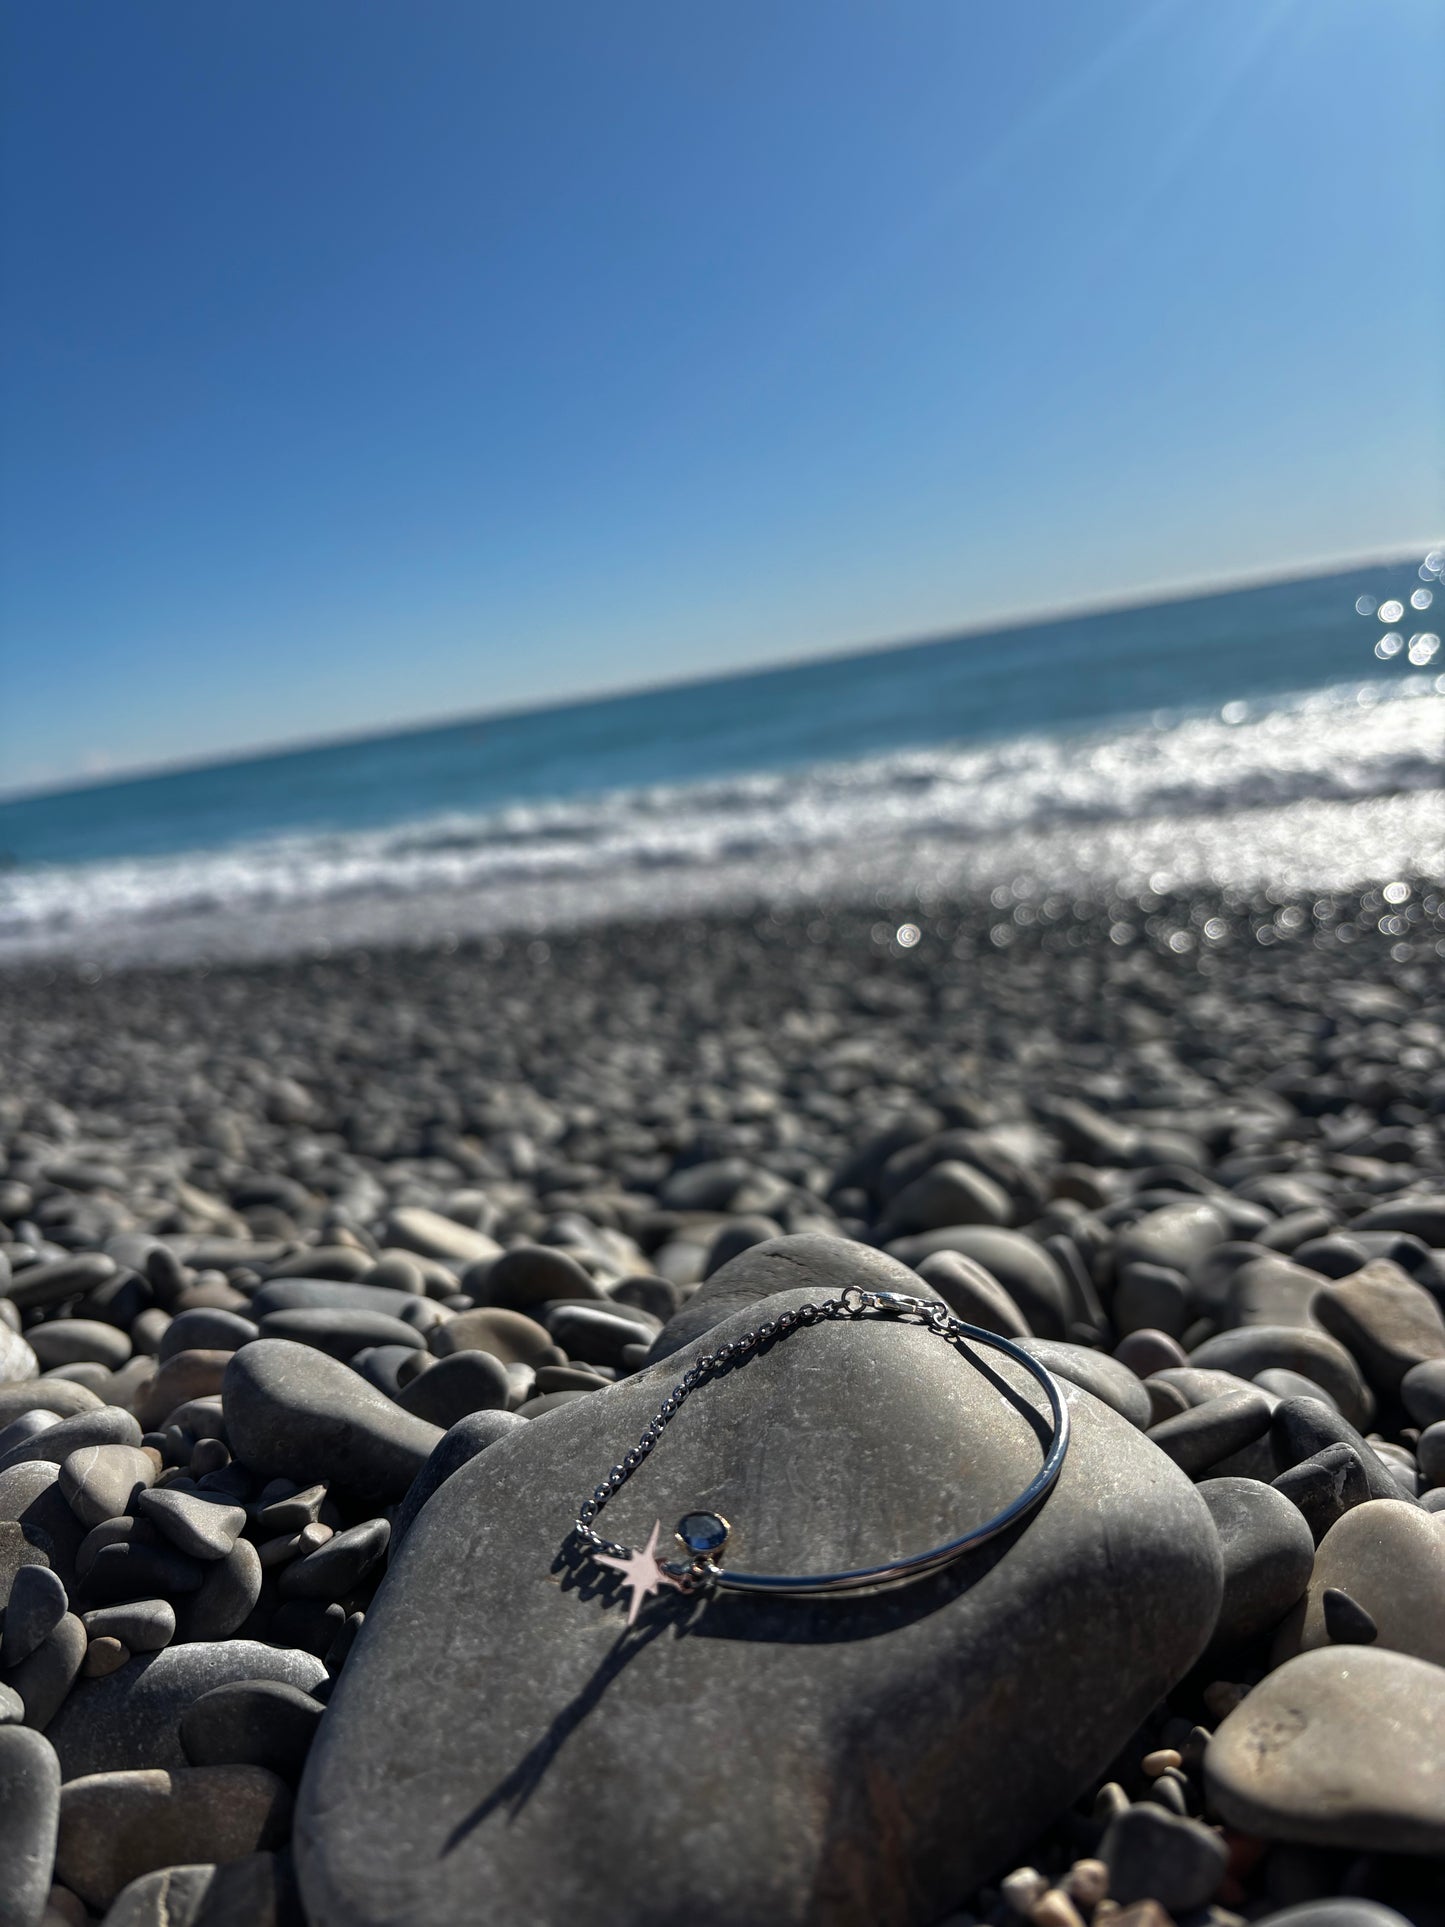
top-left (675, 1511), bottom-right (730, 1556)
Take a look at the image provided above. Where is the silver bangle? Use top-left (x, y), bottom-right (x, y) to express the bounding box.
top-left (571, 1287), bottom-right (1071, 1622)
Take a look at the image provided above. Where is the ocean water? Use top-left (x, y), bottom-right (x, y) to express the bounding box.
top-left (2, 558), bottom-right (1441, 963)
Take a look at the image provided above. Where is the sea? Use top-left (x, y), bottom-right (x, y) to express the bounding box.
top-left (2, 557), bottom-right (1441, 966)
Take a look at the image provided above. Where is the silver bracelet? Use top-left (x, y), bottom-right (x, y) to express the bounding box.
top-left (571, 1287), bottom-right (1071, 1623)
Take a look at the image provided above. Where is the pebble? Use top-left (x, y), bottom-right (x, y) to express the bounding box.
top-left (222, 1341), bottom-right (442, 1510)
top-left (389, 1408), bottom-right (525, 1547)
top-left (1196, 1478), bottom-right (1315, 1648)
top-left (57, 1445), bottom-right (157, 1530)
top-left (1020, 1341), bottom-right (1152, 1430)
top-left (1206, 1646), bottom-right (1445, 1852)
top-left (914, 1251), bottom-right (1031, 1339)
top-left (390, 1348), bottom-right (508, 1428)
top-left (0, 1725), bottom-right (60, 1927)
top-left (1, 1564), bottom-right (69, 1669)
top-left (80, 1599), bottom-right (175, 1653)
top-left (54, 1765), bottom-right (292, 1910)
top-left (1271, 1499), bottom-right (1445, 1668)
top-left (6, 1614), bottom-right (87, 1731)
top-left (1115, 1330), bottom-right (1188, 1378)
top-left (1272, 1444), bottom-right (1372, 1543)
top-left (82, 1635), bottom-right (130, 1678)
top-left (44, 1641), bottom-right (326, 1779)
top-left (430, 1307), bottom-right (560, 1368)
top-left (1310, 1260), bottom-right (1445, 1402)
top-left (277, 1517), bottom-right (389, 1601)
top-left (0, 1325), bottom-right (39, 1388)
top-left (1320, 1588), bottom-right (1377, 1645)
top-left (0, 1408), bottom-right (143, 1479)
top-left (132, 1489), bottom-right (246, 1562)
top-left (1187, 1331), bottom-right (1372, 1432)
top-left (1148, 1389), bottom-right (1273, 1479)
top-left (25, 1322), bottom-right (132, 1372)
top-left (1401, 1357), bottom-right (1445, 1429)
top-left (385, 1207), bottom-right (501, 1266)
top-left (174, 1538), bottom-right (263, 1642)
top-left (179, 1679), bottom-right (324, 1782)
top-left (1100, 1803), bottom-right (1228, 1912)
top-left (256, 1307), bottom-right (428, 1363)
top-left (1269, 1399), bottom-right (1409, 1504)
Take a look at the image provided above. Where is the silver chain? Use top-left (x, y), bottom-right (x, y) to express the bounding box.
top-left (571, 1288), bottom-right (957, 1592)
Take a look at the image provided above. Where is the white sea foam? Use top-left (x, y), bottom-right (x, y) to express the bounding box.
top-left (3, 677), bottom-right (1441, 963)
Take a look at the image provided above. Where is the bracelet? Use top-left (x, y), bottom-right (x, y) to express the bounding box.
top-left (571, 1287), bottom-right (1071, 1623)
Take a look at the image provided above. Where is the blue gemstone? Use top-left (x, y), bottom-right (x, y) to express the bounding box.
top-left (676, 1511), bottom-right (729, 1555)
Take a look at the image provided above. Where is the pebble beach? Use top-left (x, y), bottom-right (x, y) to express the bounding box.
top-left (1, 874), bottom-right (1443, 1924)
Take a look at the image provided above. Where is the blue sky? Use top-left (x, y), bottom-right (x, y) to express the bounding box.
top-left (2, 0), bottom-right (1441, 794)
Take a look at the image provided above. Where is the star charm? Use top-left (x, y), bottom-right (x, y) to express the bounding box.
top-left (594, 1520), bottom-right (681, 1626)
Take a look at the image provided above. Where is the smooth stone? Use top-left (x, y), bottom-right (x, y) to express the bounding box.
top-left (278, 1518), bottom-right (389, 1602)
top-left (1205, 1646), bottom-right (1445, 1851)
top-left (1113, 1262), bottom-right (1190, 1340)
top-left (1418, 1419), bottom-right (1445, 1487)
top-left (1099, 1803), bottom-right (1227, 1912)
top-left (1147, 1389), bottom-right (1273, 1479)
top-left (0, 1416), bottom-right (58, 1464)
top-left (1115, 1331), bottom-right (1188, 1378)
top-left (648, 1233), bottom-right (960, 1366)
top-left (83, 1541), bottom-right (205, 1606)
top-left (1272, 1500), bottom-right (1445, 1668)
top-left (0, 1517), bottom-right (52, 1606)
top-left (1270, 1398), bottom-right (1409, 1503)
top-left (26, 1323), bottom-right (132, 1372)
top-left (0, 1683), bottom-right (21, 1723)
top-left (395, 1350), bottom-right (510, 1426)
top-left (253, 1487), bottom-right (326, 1537)
top-left (913, 1252), bottom-right (1031, 1340)
top-left (882, 1228), bottom-right (1069, 1338)
top-left (8, 1614), bottom-right (87, 1731)
top-left (478, 1246), bottom-right (607, 1311)
top-left (386, 1209), bottom-right (501, 1267)
top-left (100, 1849), bottom-right (302, 1927)
top-left (133, 1355), bottom-right (231, 1432)
top-left (430, 1309), bottom-right (560, 1369)
top-left (223, 1342), bottom-right (442, 1510)
top-left (876, 1161), bottom-right (1012, 1239)
top-left (256, 1309), bottom-right (428, 1365)
top-left (296, 1280), bottom-right (1222, 1926)
top-left (58, 1446), bottom-right (157, 1530)
top-left (1273, 1445), bottom-right (1373, 1544)
top-left (531, 1365), bottom-right (611, 1395)
top-left (1351, 1197), bottom-right (1445, 1245)
top-left (1187, 1328), bottom-right (1372, 1431)
top-left (5, 1255), bottom-right (116, 1313)
top-left (545, 1303), bottom-right (655, 1369)
top-left (133, 1489), bottom-right (246, 1562)
top-left (267, 1244), bottom-right (375, 1281)
top-left (0, 1725), bottom-right (60, 1927)
top-left (157, 1310), bottom-right (259, 1360)
top-left (174, 1539), bottom-right (263, 1642)
top-left (0, 1384), bottom-right (100, 1428)
top-left (1018, 1341), bottom-right (1151, 1430)
top-left (1321, 1588), bottom-right (1378, 1645)
top-left (1254, 1368), bottom-right (1339, 1410)
top-left (55, 1765), bottom-right (292, 1910)
top-left (1197, 1478), bottom-right (1316, 1648)
top-left (699, 1218), bottom-right (785, 1281)
top-left (1, 1564), bottom-right (69, 1668)
top-left (84, 1636), bottom-right (131, 1678)
top-left (1226, 1258), bottom-right (1328, 1331)
top-left (1116, 1201), bottom-right (1230, 1278)
top-left (0, 1409), bottom-right (143, 1479)
top-left (1311, 1260), bottom-right (1445, 1401)
top-left (389, 1410), bottom-right (525, 1548)
top-left (81, 1600), bottom-right (175, 1653)
top-left (45, 1641), bottom-right (327, 1779)
top-left (249, 1280), bottom-right (440, 1327)
top-left (1402, 1358), bottom-right (1445, 1428)
top-left (180, 1681), bottom-right (324, 1782)
top-left (0, 1325), bottom-right (38, 1387)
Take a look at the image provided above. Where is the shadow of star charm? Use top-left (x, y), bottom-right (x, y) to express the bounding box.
top-left (595, 1520), bottom-right (681, 1625)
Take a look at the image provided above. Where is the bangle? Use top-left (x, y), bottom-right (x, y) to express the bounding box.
top-left (571, 1287), bottom-right (1071, 1623)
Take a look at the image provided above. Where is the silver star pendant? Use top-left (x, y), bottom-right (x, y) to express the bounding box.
top-left (594, 1520), bottom-right (682, 1626)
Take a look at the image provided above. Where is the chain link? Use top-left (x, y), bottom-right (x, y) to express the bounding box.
top-left (570, 1289), bottom-right (949, 1580)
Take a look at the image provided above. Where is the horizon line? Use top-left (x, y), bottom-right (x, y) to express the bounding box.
top-left (1, 539), bottom-right (1433, 807)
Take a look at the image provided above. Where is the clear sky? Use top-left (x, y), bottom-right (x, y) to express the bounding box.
top-left (2, 0), bottom-right (1441, 794)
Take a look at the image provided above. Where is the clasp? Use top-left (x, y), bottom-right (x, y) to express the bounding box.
top-left (841, 1288), bottom-right (947, 1323)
